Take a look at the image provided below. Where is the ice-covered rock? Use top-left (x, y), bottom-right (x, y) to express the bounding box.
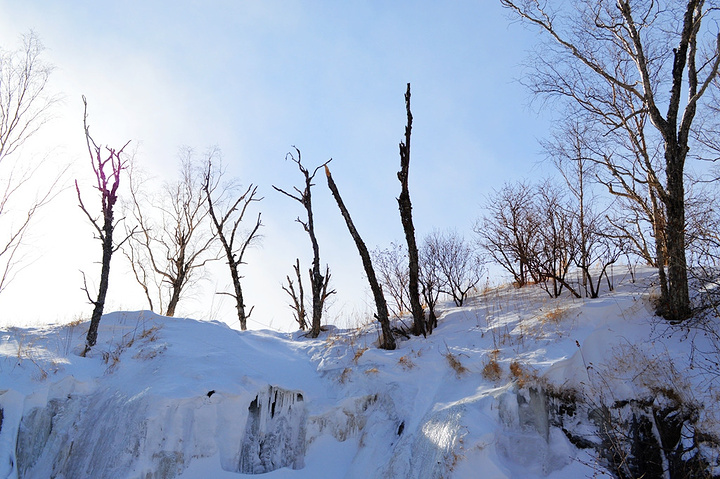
top-left (306, 394), bottom-right (378, 443)
top-left (12, 380), bottom-right (241, 478)
top-left (9, 380), bottom-right (318, 478)
top-left (381, 398), bottom-right (472, 479)
top-left (496, 387), bottom-right (573, 475)
top-left (238, 385), bottom-right (306, 474)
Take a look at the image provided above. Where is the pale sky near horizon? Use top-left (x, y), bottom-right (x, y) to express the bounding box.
top-left (0, 1), bottom-right (552, 332)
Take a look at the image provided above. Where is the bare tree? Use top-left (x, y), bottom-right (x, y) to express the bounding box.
top-left (530, 181), bottom-right (581, 299)
top-left (282, 258), bottom-right (307, 331)
top-left (546, 115), bottom-right (670, 297)
top-left (501, 0), bottom-right (720, 321)
top-left (203, 154), bottom-right (262, 330)
top-left (125, 149), bottom-right (218, 317)
top-left (325, 165), bottom-right (396, 349)
top-left (396, 83), bottom-right (425, 336)
top-left (76, 97), bottom-right (130, 355)
top-left (372, 242), bottom-right (410, 319)
top-left (475, 181), bottom-right (540, 287)
top-left (547, 124), bottom-right (626, 298)
top-left (419, 236), bottom-right (443, 333)
top-left (273, 148), bottom-right (331, 338)
top-left (425, 229), bottom-right (484, 307)
top-left (0, 32), bottom-right (61, 293)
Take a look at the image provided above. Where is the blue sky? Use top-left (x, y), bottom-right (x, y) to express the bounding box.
top-left (0, 1), bottom-right (551, 330)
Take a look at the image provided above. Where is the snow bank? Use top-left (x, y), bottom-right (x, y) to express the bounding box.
top-left (1, 268), bottom-right (718, 477)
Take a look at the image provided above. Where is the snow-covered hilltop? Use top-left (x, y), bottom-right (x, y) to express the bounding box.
top-left (1, 268), bottom-right (718, 478)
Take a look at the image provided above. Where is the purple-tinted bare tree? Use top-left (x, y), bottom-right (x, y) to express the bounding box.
top-left (76, 96), bottom-right (131, 355)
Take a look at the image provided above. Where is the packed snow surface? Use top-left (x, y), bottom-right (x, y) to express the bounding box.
top-left (1, 267), bottom-right (718, 478)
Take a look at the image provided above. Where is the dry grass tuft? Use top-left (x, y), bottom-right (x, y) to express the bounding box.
top-left (139, 325), bottom-right (160, 341)
top-left (66, 315), bottom-right (85, 328)
top-left (352, 347), bottom-right (368, 364)
top-left (482, 360), bottom-right (502, 381)
top-left (398, 354), bottom-right (415, 370)
top-left (339, 367), bottom-right (352, 384)
top-left (444, 351), bottom-right (468, 377)
top-left (509, 361), bottom-right (538, 388)
top-left (541, 304), bottom-right (566, 324)
top-left (105, 324), bottom-right (165, 370)
top-left (481, 349), bottom-right (502, 381)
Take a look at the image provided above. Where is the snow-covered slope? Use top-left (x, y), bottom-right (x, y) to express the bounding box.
top-left (1, 268), bottom-right (718, 478)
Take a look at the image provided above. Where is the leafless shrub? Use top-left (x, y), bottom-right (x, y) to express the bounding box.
top-left (475, 181), bottom-right (539, 288)
top-left (372, 242), bottom-right (410, 318)
top-left (0, 32), bottom-right (63, 294)
top-left (124, 149), bottom-right (219, 317)
top-left (424, 229), bottom-right (485, 307)
top-left (283, 258), bottom-right (307, 331)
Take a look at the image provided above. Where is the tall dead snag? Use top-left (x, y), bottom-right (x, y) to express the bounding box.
top-left (325, 165), bottom-right (396, 350)
top-left (273, 148), bottom-right (332, 338)
top-left (203, 156), bottom-right (262, 330)
top-left (76, 96), bottom-right (130, 355)
top-left (397, 83), bottom-right (425, 337)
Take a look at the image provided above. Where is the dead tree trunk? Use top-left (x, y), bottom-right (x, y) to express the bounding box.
top-left (325, 165), bottom-right (396, 350)
top-left (650, 186), bottom-right (669, 303)
top-left (222, 210), bottom-right (261, 329)
top-left (273, 149), bottom-right (331, 338)
top-left (397, 83), bottom-right (425, 337)
top-left (76, 96), bottom-right (130, 355)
